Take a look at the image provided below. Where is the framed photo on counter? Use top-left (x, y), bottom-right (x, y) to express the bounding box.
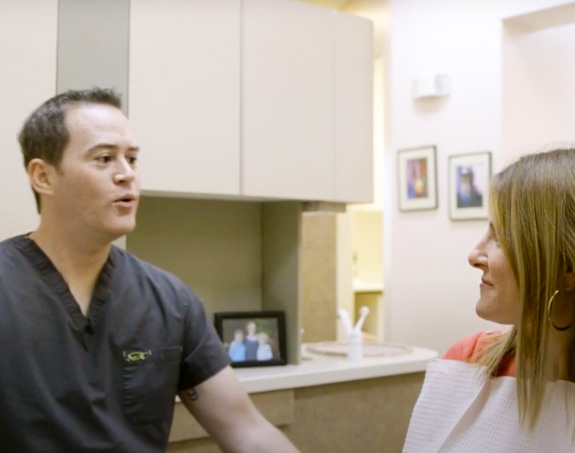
top-left (214, 311), bottom-right (287, 368)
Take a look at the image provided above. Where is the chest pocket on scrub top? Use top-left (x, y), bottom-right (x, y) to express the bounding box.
top-left (122, 346), bottom-right (183, 425)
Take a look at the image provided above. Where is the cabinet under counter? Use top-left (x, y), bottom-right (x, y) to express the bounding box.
top-left (168, 346), bottom-right (437, 452)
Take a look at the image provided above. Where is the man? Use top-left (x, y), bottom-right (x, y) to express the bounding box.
top-left (0, 88), bottom-right (299, 452)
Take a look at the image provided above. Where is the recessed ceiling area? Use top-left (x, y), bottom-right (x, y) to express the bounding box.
top-left (298, 0), bottom-right (352, 9)
top-left (298, 0), bottom-right (385, 58)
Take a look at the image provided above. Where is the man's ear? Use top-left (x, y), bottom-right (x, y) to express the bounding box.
top-left (28, 158), bottom-right (56, 197)
top-left (563, 271), bottom-right (575, 292)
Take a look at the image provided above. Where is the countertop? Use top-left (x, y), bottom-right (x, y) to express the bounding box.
top-left (233, 344), bottom-right (438, 393)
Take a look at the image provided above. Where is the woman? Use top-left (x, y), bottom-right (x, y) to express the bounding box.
top-left (404, 148), bottom-right (575, 452)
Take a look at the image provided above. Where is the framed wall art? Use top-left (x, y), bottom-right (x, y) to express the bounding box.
top-left (397, 145), bottom-right (438, 211)
top-left (448, 151), bottom-right (491, 220)
top-left (214, 311), bottom-right (287, 368)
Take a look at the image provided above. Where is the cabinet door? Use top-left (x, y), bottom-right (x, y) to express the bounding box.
top-left (0, 0), bottom-right (57, 241)
top-left (129, 0), bottom-right (240, 196)
top-left (242, 0), bottom-right (334, 201)
top-left (334, 12), bottom-right (373, 203)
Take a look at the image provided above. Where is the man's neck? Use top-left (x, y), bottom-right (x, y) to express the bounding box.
top-left (29, 225), bottom-right (112, 316)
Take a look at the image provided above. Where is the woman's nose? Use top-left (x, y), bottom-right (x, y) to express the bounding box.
top-left (468, 248), bottom-right (480, 268)
top-left (468, 241), bottom-right (487, 269)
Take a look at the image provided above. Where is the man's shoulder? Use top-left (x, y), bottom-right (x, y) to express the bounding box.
top-left (0, 234), bottom-right (28, 264)
top-left (442, 330), bottom-right (504, 363)
top-left (0, 235), bottom-right (37, 291)
top-left (0, 234), bottom-right (25, 249)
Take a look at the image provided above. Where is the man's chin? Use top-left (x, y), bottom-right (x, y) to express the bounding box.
top-left (107, 222), bottom-right (136, 243)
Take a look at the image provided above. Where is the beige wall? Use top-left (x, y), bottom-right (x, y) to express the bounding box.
top-left (127, 197), bottom-right (263, 315)
top-left (353, 210), bottom-right (383, 282)
top-left (385, 0), bottom-right (575, 354)
top-left (0, 0), bottom-right (57, 242)
top-left (502, 20), bottom-right (575, 162)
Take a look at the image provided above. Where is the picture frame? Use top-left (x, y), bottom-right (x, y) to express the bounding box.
top-left (213, 311), bottom-right (287, 368)
top-left (397, 145), bottom-right (438, 211)
top-left (448, 151), bottom-right (491, 220)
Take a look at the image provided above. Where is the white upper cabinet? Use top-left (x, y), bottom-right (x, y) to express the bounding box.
top-left (241, 0), bottom-right (335, 201)
top-left (333, 12), bottom-right (373, 203)
top-left (129, 0), bottom-right (241, 196)
top-left (127, 0), bottom-right (372, 202)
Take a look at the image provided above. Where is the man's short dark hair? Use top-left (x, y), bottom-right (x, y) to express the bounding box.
top-left (18, 87), bottom-right (123, 212)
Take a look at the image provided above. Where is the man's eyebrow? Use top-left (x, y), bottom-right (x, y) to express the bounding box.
top-left (87, 143), bottom-right (140, 153)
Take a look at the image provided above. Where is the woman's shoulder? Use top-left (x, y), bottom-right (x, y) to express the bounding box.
top-left (442, 331), bottom-right (504, 363)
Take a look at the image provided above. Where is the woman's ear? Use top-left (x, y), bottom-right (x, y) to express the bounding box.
top-left (28, 158), bottom-right (56, 197)
top-left (563, 272), bottom-right (575, 292)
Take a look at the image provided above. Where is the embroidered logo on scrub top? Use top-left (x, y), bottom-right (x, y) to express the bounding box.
top-left (123, 350), bottom-right (152, 363)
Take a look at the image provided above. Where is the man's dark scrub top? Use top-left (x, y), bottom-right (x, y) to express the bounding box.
top-left (0, 235), bottom-right (230, 453)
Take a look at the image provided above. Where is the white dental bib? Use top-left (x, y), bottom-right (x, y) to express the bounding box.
top-left (403, 359), bottom-right (575, 452)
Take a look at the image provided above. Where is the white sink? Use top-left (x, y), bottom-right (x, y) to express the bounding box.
top-left (303, 341), bottom-right (412, 358)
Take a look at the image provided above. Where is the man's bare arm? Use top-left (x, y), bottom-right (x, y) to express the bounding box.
top-left (178, 366), bottom-right (299, 453)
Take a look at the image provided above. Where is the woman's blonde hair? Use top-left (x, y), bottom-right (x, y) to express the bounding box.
top-left (478, 148), bottom-right (575, 429)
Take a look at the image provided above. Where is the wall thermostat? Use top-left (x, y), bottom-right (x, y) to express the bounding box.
top-left (413, 74), bottom-right (451, 99)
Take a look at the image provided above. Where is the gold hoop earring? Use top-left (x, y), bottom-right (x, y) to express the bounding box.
top-left (547, 289), bottom-right (572, 331)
